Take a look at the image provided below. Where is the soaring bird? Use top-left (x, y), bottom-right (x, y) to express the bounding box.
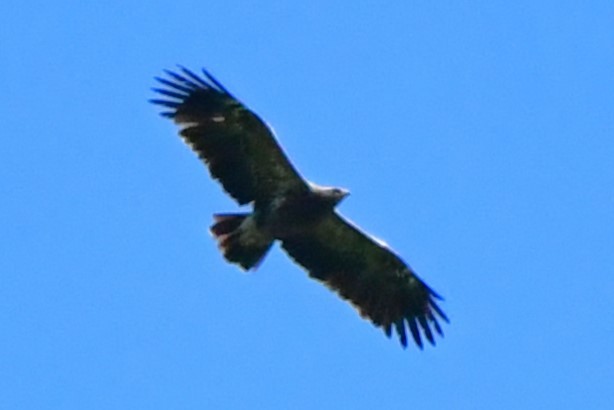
top-left (151, 67), bottom-right (448, 349)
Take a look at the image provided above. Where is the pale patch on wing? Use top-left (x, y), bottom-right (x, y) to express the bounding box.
top-left (175, 121), bottom-right (200, 131)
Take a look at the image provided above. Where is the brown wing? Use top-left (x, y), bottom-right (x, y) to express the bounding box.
top-left (281, 212), bottom-right (448, 349)
top-left (151, 67), bottom-right (307, 205)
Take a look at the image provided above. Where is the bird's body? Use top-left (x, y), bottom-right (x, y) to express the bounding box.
top-left (151, 67), bottom-right (448, 349)
top-left (211, 184), bottom-right (347, 269)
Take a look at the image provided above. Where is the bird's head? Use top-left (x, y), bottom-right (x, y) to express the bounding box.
top-left (312, 184), bottom-right (350, 207)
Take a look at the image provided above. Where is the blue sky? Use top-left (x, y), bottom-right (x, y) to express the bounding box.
top-left (2, 1), bottom-right (613, 409)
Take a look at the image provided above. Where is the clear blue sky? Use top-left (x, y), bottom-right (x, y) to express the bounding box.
top-left (2, 1), bottom-right (613, 409)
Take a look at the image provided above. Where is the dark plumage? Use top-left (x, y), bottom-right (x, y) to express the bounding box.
top-left (151, 67), bottom-right (448, 349)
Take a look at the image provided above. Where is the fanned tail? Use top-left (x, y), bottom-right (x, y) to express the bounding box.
top-left (210, 213), bottom-right (273, 270)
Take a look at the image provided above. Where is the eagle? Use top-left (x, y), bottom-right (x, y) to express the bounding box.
top-left (151, 67), bottom-right (448, 349)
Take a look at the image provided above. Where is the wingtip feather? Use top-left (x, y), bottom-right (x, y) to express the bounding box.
top-left (178, 65), bottom-right (210, 88)
top-left (394, 320), bottom-right (408, 348)
top-left (202, 68), bottom-right (233, 96)
top-left (418, 316), bottom-right (435, 346)
top-left (408, 319), bottom-right (423, 349)
top-left (430, 299), bottom-right (449, 323)
top-left (149, 99), bottom-right (179, 108)
top-left (154, 76), bottom-right (193, 93)
top-left (152, 87), bottom-right (187, 99)
top-left (164, 69), bottom-right (200, 89)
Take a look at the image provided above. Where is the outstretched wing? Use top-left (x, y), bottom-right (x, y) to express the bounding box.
top-left (151, 67), bottom-right (307, 205)
top-left (281, 212), bottom-right (448, 349)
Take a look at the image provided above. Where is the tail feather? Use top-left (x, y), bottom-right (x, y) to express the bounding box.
top-left (211, 213), bottom-right (246, 236)
top-left (210, 213), bottom-right (273, 270)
